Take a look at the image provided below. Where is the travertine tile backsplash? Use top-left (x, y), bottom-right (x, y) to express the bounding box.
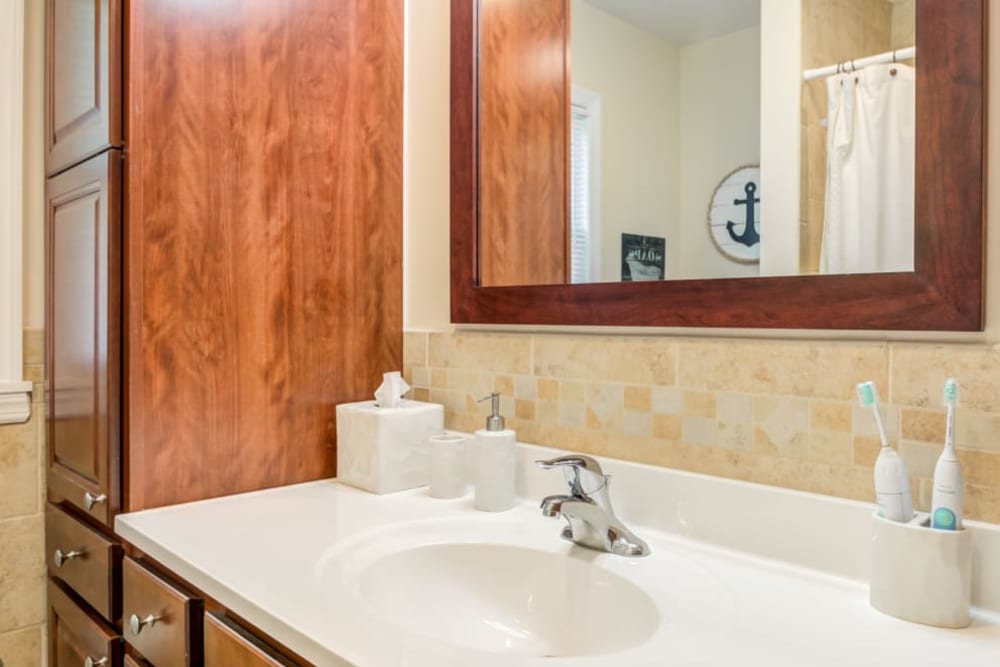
top-left (404, 330), bottom-right (1000, 524)
top-left (0, 329), bottom-right (46, 667)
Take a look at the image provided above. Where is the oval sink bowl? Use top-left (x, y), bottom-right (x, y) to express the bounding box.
top-left (354, 542), bottom-right (660, 657)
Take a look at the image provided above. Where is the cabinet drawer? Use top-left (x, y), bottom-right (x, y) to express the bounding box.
top-left (46, 0), bottom-right (123, 174)
top-left (46, 503), bottom-right (122, 621)
top-left (124, 656), bottom-right (150, 667)
top-left (49, 579), bottom-right (123, 667)
top-left (122, 558), bottom-right (202, 667)
top-left (204, 613), bottom-right (296, 667)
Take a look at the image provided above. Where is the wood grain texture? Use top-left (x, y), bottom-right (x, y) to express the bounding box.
top-left (478, 0), bottom-right (569, 287)
top-left (46, 151), bottom-right (122, 526)
top-left (451, 0), bottom-right (985, 330)
top-left (48, 579), bottom-right (123, 667)
top-left (204, 613), bottom-right (296, 667)
top-left (45, 0), bottom-right (122, 175)
top-left (46, 503), bottom-right (123, 622)
top-left (125, 0), bottom-right (403, 509)
top-left (122, 556), bottom-right (203, 667)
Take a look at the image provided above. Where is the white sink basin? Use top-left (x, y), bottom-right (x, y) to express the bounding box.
top-left (317, 513), bottom-right (732, 662)
top-left (355, 542), bottom-right (659, 657)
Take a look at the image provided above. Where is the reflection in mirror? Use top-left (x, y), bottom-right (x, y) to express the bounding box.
top-left (477, 0), bottom-right (917, 287)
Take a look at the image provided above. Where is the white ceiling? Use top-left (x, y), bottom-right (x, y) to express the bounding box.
top-left (583, 0), bottom-right (761, 46)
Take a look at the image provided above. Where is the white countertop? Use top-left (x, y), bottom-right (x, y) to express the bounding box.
top-left (115, 444), bottom-right (1000, 667)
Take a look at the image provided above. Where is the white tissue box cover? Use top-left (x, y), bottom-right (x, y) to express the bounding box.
top-left (335, 399), bottom-right (444, 494)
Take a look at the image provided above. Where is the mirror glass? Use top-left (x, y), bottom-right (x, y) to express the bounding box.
top-left (477, 0), bottom-right (917, 287)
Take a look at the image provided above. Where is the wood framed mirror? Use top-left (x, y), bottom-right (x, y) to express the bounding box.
top-left (450, 0), bottom-right (985, 330)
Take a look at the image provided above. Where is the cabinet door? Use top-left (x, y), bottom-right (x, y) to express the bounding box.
top-left (46, 152), bottom-right (122, 527)
top-left (204, 613), bottom-right (296, 667)
top-left (46, 0), bottom-right (122, 175)
top-left (49, 579), bottom-right (123, 667)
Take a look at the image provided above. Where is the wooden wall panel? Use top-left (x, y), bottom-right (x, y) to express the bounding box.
top-left (479, 0), bottom-right (569, 287)
top-left (125, 0), bottom-right (403, 510)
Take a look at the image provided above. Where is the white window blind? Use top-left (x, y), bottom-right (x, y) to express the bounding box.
top-left (570, 106), bottom-right (592, 284)
top-left (570, 86), bottom-right (600, 284)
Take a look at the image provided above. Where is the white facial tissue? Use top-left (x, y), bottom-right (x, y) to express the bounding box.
top-left (374, 371), bottom-right (410, 408)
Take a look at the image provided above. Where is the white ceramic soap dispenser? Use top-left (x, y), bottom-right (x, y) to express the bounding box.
top-left (473, 393), bottom-right (517, 511)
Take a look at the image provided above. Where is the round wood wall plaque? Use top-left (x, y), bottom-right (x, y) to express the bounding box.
top-left (707, 165), bottom-right (761, 264)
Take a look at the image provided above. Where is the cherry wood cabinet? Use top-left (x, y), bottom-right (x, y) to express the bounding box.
top-left (204, 613), bottom-right (296, 667)
top-left (48, 580), bottom-right (123, 667)
top-left (45, 0), bottom-right (122, 175)
top-left (45, 0), bottom-right (403, 522)
top-left (45, 2), bottom-right (403, 664)
top-left (46, 503), bottom-right (123, 621)
top-left (124, 0), bottom-right (403, 511)
top-left (45, 151), bottom-right (122, 528)
top-left (122, 558), bottom-right (203, 667)
top-left (478, 0), bottom-right (569, 287)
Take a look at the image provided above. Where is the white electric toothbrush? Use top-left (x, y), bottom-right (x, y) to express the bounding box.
top-left (857, 381), bottom-right (913, 522)
top-left (931, 379), bottom-right (964, 530)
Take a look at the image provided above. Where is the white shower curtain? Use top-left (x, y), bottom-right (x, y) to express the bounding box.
top-left (820, 63), bottom-right (915, 274)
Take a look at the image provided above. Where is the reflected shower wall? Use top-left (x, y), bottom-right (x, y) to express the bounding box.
top-left (799, 0), bottom-right (915, 275)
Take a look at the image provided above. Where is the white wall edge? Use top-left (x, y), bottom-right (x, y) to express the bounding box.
top-left (0, 0), bottom-right (26, 389)
top-left (0, 381), bottom-right (32, 424)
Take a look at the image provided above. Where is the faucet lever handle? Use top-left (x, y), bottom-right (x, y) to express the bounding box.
top-left (535, 455), bottom-right (607, 495)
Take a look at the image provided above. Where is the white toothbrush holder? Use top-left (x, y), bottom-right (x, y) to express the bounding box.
top-left (869, 512), bottom-right (972, 628)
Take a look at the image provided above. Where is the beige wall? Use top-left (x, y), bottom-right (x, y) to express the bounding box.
top-left (677, 26), bottom-right (761, 280)
top-left (22, 0), bottom-right (43, 329)
top-left (571, 0), bottom-right (681, 281)
top-left (2, 2), bottom-right (46, 665)
top-left (402, 3), bottom-right (1000, 523)
top-left (403, 0), bottom-right (452, 331)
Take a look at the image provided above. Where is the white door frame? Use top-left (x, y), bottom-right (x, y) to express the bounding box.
top-left (0, 0), bottom-right (32, 424)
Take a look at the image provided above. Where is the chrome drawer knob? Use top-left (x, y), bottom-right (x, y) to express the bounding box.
top-left (84, 657), bottom-right (108, 667)
top-left (83, 492), bottom-right (106, 511)
top-left (130, 613), bottom-right (160, 635)
top-left (53, 548), bottom-right (84, 567)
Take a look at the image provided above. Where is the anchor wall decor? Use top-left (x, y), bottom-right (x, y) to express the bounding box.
top-left (708, 165), bottom-right (761, 264)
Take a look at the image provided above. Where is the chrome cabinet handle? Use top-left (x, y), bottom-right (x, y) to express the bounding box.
top-left (84, 657), bottom-right (108, 667)
top-left (53, 548), bottom-right (85, 567)
top-left (83, 492), bottom-right (106, 511)
top-left (130, 613), bottom-right (160, 635)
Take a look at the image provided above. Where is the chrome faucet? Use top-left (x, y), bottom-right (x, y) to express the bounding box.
top-left (536, 455), bottom-right (650, 557)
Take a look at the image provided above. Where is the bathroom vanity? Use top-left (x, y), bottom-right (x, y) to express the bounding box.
top-left (112, 443), bottom-right (1000, 666)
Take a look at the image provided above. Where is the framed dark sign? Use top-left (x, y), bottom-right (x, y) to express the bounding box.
top-left (621, 233), bottom-right (665, 281)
